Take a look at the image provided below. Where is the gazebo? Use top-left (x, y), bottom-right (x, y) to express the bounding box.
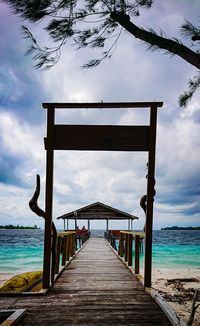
top-left (57, 201), bottom-right (139, 231)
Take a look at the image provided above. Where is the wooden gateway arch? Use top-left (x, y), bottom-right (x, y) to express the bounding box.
top-left (42, 101), bottom-right (163, 290)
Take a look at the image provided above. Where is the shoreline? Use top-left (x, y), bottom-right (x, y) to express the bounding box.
top-left (0, 272), bottom-right (16, 286)
top-left (152, 269), bottom-right (200, 326)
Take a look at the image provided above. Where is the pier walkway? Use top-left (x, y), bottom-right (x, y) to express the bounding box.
top-left (0, 238), bottom-right (171, 325)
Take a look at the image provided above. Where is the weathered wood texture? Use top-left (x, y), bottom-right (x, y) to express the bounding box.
top-left (42, 102), bottom-right (163, 109)
top-left (44, 125), bottom-right (149, 151)
top-left (0, 238), bottom-right (171, 325)
top-left (57, 201), bottom-right (137, 220)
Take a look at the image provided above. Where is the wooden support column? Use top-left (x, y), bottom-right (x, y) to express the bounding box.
top-left (88, 219), bottom-right (90, 231)
top-left (131, 219), bottom-right (133, 231)
top-left (43, 106), bottom-right (55, 289)
top-left (55, 236), bottom-right (62, 274)
top-left (135, 235), bottom-right (140, 274)
top-left (124, 233), bottom-right (128, 262)
top-left (106, 219), bottom-right (109, 231)
top-left (67, 219), bottom-right (69, 230)
top-left (144, 105), bottom-right (157, 288)
top-left (119, 233), bottom-right (124, 257)
top-left (63, 219), bottom-right (66, 231)
top-left (128, 234), bottom-right (133, 266)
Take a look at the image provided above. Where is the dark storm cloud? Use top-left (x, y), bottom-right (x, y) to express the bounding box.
top-left (0, 155), bottom-right (22, 186)
top-left (0, 4), bottom-right (46, 124)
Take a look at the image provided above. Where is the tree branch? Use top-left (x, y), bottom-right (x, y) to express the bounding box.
top-left (187, 290), bottom-right (200, 326)
top-left (110, 12), bottom-right (200, 69)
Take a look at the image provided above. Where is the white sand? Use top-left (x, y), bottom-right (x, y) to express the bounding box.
top-left (0, 273), bottom-right (16, 286)
top-left (152, 269), bottom-right (200, 326)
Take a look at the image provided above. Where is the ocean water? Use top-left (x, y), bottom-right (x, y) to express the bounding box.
top-left (145, 230), bottom-right (200, 270)
top-left (0, 229), bottom-right (44, 273)
top-left (0, 229), bottom-right (199, 273)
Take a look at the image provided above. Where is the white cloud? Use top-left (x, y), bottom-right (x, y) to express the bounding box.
top-left (0, 0), bottom-right (199, 230)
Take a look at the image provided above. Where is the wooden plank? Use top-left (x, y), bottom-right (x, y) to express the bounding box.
top-left (44, 125), bottom-right (149, 151)
top-left (42, 102), bottom-right (163, 109)
top-left (0, 238), bottom-right (172, 326)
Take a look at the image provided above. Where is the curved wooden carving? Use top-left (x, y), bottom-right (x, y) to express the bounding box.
top-left (29, 174), bottom-right (46, 218)
top-left (140, 195), bottom-right (147, 232)
top-left (29, 174), bottom-right (57, 286)
top-left (140, 174), bottom-right (156, 232)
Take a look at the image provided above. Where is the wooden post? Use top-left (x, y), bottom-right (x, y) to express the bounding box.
top-left (124, 233), bottom-right (128, 262)
top-left (68, 234), bottom-right (73, 258)
top-left (66, 234), bottom-right (70, 261)
top-left (67, 219), bottom-right (69, 230)
top-left (88, 219), bottom-right (90, 231)
top-left (128, 234), bottom-right (133, 266)
top-left (63, 219), bottom-right (66, 231)
top-left (119, 233), bottom-right (124, 257)
top-left (62, 235), bottom-right (67, 266)
top-left (106, 219), bottom-right (109, 231)
top-left (119, 233), bottom-right (123, 257)
top-left (55, 236), bottom-right (62, 274)
top-left (131, 219), bottom-right (133, 231)
top-left (72, 234), bottom-right (75, 255)
top-left (135, 235), bottom-right (140, 274)
top-left (43, 106), bottom-right (55, 289)
top-left (144, 105), bottom-right (157, 288)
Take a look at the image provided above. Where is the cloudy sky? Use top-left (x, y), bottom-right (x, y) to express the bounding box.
top-left (0, 0), bottom-right (199, 230)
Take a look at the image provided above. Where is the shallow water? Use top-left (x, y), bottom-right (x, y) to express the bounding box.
top-left (0, 229), bottom-right (199, 273)
top-left (0, 229), bottom-right (44, 272)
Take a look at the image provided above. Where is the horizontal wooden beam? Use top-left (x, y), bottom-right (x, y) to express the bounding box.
top-left (58, 216), bottom-right (138, 220)
top-left (42, 102), bottom-right (163, 109)
top-left (45, 125), bottom-right (149, 151)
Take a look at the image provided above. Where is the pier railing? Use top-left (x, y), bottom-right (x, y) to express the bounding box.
top-left (105, 230), bottom-right (144, 275)
top-left (53, 231), bottom-right (75, 276)
top-left (52, 230), bottom-right (89, 285)
top-left (29, 174), bottom-right (91, 288)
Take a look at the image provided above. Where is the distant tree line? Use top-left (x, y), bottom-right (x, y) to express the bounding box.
top-left (161, 226), bottom-right (200, 230)
top-left (0, 224), bottom-right (40, 229)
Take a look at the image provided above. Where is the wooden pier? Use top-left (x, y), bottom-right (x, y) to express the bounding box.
top-left (0, 238), bottom-right (172, 325)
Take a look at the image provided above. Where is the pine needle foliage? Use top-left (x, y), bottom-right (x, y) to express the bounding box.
top-left (4, 0), bottom-right (200, 106)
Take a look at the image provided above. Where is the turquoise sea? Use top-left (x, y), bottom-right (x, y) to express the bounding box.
top-left (0, 229), bottom-right (199, 273)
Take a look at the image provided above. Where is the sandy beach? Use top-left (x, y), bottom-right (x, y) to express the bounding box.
top-left (152, 269), bottom-right (200, 326)
top-left (0, 273), bottom-right (16, 286)
top-left (1, 269), bottom-right (199, 325)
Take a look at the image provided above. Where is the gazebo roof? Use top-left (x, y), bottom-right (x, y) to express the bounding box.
top-left (57, 202), bottom-right (139, 220)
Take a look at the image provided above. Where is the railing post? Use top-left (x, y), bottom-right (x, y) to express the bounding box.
top-left (66, 234), bottom-right (70, 261)
top-left (62, 235), bottom-right (67, 266)
top-left (135, 235), bottom-right (140, 274)
top-left (124, 233), bottom-right (128, 262)
top-left (128, 234), bottom-right (133, 266)
top-left (72, 234), bottom-right (76, 255)
top-left (119, 233), bottom-right (123, 257)
top-left (55, 236), bottom-right (62, 274)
